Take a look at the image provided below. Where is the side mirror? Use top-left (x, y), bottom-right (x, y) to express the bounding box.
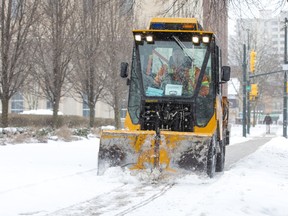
top-left (221, 66), bottom-right (231, 82)
top-left (120, 62), bottom-right (129, 78)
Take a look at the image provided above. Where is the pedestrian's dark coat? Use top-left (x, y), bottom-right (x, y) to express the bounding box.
top-left (263, 115), bottom-right (272, 125)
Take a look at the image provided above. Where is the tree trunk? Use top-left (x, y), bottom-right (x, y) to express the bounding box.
top-left (114, 108), bottom-right (121, 129)
top-left (89, 103), bottom-right (95, 128)
top-left (52, 97), bottom-right (60, 128)
top-left (1, 98), bottom-right (9, 127)
top-left (253, 104), bottom-right (256, 127)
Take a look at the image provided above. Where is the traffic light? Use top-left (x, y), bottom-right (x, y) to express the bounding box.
top-left (250, 50), bottom-right (256, 73)
top-left (249, 94), bottom-right (254, 101)
top-left (250, 83), bottom-right (258, 100)
top-left (251, 83), bottom-right (258, 96)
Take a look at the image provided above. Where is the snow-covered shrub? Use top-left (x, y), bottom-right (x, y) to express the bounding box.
top-left (73, 128), bottom-right (90, 138)
top-left (35, 127), bottom-right (54, 143)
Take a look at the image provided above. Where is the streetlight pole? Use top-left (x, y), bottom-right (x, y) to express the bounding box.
top-left (284, 18), bottom-right (288, 138)
top-left (247, 29), bottom-right (250, 134)
top-left (243, 44), bottom-right (247, 137)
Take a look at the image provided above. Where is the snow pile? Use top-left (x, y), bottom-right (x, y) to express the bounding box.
top-left (21, 109), bottom-right (63, 115)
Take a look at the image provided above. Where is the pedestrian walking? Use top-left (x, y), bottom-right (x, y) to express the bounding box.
top-left (263, 114), bottom-right (272, 134)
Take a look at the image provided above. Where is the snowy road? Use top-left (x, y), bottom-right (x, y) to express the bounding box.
top-left (0, 125), bottom-right (287, 216)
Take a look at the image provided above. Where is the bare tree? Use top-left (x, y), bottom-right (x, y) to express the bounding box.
top-left (32, 0), bottom-right (79, 128)
top-left (21, 73), bottom-right (41, 110)
top-left (69, 0), bottom-right (107, 128)
top-left (157, 0), bottom-right (285, 16)
top-left (101, 0), bottom-right (132, 129)
top-left (0, 0), bottom-right (39, 127)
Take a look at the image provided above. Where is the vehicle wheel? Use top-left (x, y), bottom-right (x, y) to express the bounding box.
top-left (216, 140), bottom-right (225, 172)
top-left (207, 135), bottom-right (217, 178)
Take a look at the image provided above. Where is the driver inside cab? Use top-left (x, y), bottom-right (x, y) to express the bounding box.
top-left (154, 48), bottom-right (193, 94)
top-left (154, 48), bottom-right (210, 96)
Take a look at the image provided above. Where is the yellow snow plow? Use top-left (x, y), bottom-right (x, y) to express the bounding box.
top-left (99, 128), bottom-right (212, 172)
top-left (98, 17), bottom-right (230, 177)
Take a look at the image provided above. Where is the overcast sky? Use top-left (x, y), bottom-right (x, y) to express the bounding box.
top-left (228, 1), bottom-right (288, 35)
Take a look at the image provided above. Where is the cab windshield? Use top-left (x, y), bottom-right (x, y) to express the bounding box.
top-left (138, 39), bottom-right (212, 97)
top-left (127, 33), bottom-right (214, 125)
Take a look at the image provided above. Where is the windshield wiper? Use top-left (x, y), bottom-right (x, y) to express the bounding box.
top-left (193, 44), bottom-right (211, 98)
top-left (172, 35), bottom-right (194, 62)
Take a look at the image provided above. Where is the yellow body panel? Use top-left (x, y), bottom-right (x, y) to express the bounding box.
top-left (124, 112), bottom-right (140, 130)
top-left (194, 113), bottom-right (217, 134)
top-left (133, 29), bottom-right (213, 34)
top-left (124, 107), bottom-right (218, 135)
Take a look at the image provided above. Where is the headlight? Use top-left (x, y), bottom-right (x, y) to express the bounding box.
top-left (135, 34), bottom-right (142, 41)
top-left (192, 36), bottom-right (200, 44)
top-left (146, 35), bottom-right (153, 42)
top-left (202, 36), bottom-right (210, 43)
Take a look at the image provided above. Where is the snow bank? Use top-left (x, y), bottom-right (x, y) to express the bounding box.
top-left (21, 109), bottom-right (63, 115)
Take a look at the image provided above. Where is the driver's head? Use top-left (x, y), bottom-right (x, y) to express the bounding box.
top-left (172, 48), bottom-right (185, 66)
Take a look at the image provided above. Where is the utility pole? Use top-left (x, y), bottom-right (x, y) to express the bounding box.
top-left (243, 44), bottom-right (247, 137)
top-left (284, 18), bottom-right (288, 138)
top-left (247, 29), bottom-right (250, 134)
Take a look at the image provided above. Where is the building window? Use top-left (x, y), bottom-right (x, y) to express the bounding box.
top-left (83, 95), bottom-right (90, 117)
top-left (272, 27), bottom-right (278, 32)
top-left (46, 101), bottom-right (52, 109)
top-left (272, 21), bottom-right (278, 25)
top-left (11, 92), bottom-right (24, 113)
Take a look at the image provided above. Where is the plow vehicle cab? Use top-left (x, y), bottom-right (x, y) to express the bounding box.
top-left (98, 17), bottom-right (230, 178)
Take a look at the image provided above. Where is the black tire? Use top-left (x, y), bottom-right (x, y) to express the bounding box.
top-left (207, 135), bottom-right (217, 178)
top-left (216, 140), bottom-right (225, 172)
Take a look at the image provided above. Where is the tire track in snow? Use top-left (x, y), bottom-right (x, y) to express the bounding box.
top-left (46, 182), bottom-right (175, 216)
top-left (45, 183), bottom-right (129, 216)
top-left (115, 183), bottom-right (175, 216)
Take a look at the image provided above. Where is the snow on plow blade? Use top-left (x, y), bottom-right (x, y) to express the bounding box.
top-left (98, 130), bottom-right (213, 175)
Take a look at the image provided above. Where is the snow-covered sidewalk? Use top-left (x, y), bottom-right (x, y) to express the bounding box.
top-left (0, 125), bottom-right (287, 216)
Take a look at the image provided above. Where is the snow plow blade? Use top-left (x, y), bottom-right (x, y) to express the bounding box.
top-left (98, 130), bottom-right (213, 175)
